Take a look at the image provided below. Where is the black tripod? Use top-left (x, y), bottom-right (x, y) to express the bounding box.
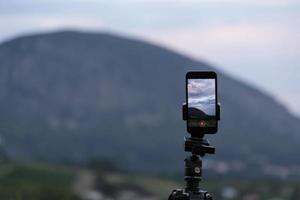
top-left (168, 136), bottom-right (215, 200)
top-left (168, 101), bottom-right (220, 200)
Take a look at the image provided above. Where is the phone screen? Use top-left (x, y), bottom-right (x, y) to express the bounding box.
top-left (187, 78), bottom-right (217, 128)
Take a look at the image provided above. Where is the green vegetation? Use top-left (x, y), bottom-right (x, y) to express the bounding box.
top-left (1, 160), bottom-right (299, 200)
top-left (0, 161), bottom-right (78, 200)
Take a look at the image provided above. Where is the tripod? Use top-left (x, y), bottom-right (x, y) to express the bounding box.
top-left (168, 136), bottom-right (215, 200)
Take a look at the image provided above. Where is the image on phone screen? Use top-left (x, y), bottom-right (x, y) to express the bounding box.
top-left (187, 79), bottom-right (216, 128)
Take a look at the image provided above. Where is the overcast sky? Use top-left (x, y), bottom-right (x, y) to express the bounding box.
top-left (0, 0), bottom-right (299, 116)
top-left (188, 79), bottom-right (216, 116)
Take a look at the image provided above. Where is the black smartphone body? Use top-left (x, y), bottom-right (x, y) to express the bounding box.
top-left (186, 71), bottom-right (218, 135)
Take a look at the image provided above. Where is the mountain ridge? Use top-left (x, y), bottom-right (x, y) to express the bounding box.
top-left (0, 30), bottom-right (299, 175)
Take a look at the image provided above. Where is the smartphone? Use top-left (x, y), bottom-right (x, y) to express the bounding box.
top-left (186, 71), bottom-right (218, 135)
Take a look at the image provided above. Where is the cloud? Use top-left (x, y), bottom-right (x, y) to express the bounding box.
top-left (135, 17), bottom-right (299, 63)
top-left (0, 14), bottom-right (106, 42)
top-left (64, 0), bottom-right (300, 6)
top-left (188, 79), bottom-right (216, 115)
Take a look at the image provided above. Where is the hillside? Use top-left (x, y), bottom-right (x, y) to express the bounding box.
top-left (0, 30), bottom-right (299, 175)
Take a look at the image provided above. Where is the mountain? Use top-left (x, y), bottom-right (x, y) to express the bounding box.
top-left (188, 107), bottom-right (208, 118)
top-left (0, 30), bottom-right (299, 175)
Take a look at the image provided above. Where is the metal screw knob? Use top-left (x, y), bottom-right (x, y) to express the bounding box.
top-left (194, 166), bottom-right (201, 174)
top-left (205, 192), bottom-right (213, 200)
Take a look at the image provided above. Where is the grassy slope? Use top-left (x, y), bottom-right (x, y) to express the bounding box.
top-left (0, 161), bottom-right (77, 200)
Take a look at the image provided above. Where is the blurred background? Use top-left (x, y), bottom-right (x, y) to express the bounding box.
top-left (0, 0), bottom-right (299, 199)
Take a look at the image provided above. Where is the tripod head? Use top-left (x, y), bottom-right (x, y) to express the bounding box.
top-left (183, 136), bottom-right (215, 195)
top-left (185, 137), bottom-right (215, 157)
